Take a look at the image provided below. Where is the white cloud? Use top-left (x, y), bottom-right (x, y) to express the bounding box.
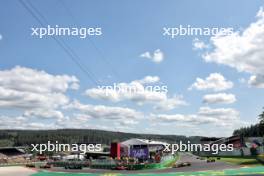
top-left (85, 78), bottom-right (165, 103)
top-left (0, 116), bottom-right (27, 129)
top-left (64, 100), bottom-right (143, 120)
top-left (54, 114), bottom-right (138, 131)
top-left (0, 115), bottom-right (58, 129)
top-left (0, 86), bottom-right (69, 109)
top-left (137, 76), bottom-right (160, 84)
top-left (189, 73), bottom-right (233, 91)
top-left (154, 114), bottom-right (220, 125)
top-left (0, 34), bottom-right (2, 40)
top-left (70, 82), bottom-right (80, 90)
top-left (193, 38), bottom-right (209, 50)
top-left (0, 66), bottom-right (79, 94)
top-left (198, 106), bottom-right (239, 121)
top-left (140, 49), bottom-right (164, 63)
top-left (203, 93), bottom-right (236, 104)
top-left (154, 95), bottom-right (188, 111)
top-left (54, 113), bottom-right (96, 129)
top-left (151, 114), bottom-right (196, 122)
top-left (197, 7), bottom-right (264, 88)
top-left (0, 114), bottom-right (93, 130)
top-left (116, 120), bottom-right (138, 126)
top-left (0, 66), bottom-right (79, 120)
top-left (248, 75), bottom-right (264, 88)
top-left (151, 106), bottom-right (240, 126)
top-left (85, 76), bottom-right (187, 111)
top-left (23, 109), bottom-right (64, 119)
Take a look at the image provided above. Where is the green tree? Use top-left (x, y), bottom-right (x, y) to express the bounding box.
top-left (259, 107), bottom-right (264, 124)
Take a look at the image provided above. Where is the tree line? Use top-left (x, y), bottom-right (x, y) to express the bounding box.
top-left (233, 107), bottom-right (264, 137)
top-left (0, 129), bottom-right (202, 147)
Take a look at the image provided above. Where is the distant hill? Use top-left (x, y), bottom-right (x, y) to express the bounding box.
top-left (3, 109), bottom-right (264, 147)
top-left (0, 129), bottom-right (203, 147)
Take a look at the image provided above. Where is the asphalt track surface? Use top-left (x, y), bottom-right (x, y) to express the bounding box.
top-left (48, 153), bottom-right (241, 174)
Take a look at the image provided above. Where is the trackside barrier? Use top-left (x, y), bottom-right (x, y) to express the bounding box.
top-left (91, 154), bottom-right (177, 170)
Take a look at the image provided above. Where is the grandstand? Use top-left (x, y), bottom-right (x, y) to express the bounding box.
top-left (0, 147), bottom-right (27, 164)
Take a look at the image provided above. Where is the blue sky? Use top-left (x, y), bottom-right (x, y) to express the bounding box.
top-left (0, 0), bottom-right (264, 137)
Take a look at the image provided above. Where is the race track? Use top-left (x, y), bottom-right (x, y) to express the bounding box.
top-left (48, 153), bottom-right (240, 174)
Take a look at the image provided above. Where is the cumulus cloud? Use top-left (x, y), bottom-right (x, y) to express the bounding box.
top-left (198, 106), bottom-right (239, 121)
top-left (137, 76), bottom-right (160, 84)
top-left (0, 113), bottom-right (93, 130)
top-left (116, 120), bottom-right (139, 126)
top-left (55, 114), bottom-right (138, 131)
top-left (151, 106), bottom-right (240, 126)
top-left (203, 93), bottom-right (236, 104)
top-left (193, 38), bottom-right (209, 50)
top-left (153, 95), bottom-right (188, 111)
top-left (0, 116), bottom-right (27, 129)
top-left (85, 76), bottom-right (187, 111)
top-left (151, 113), bottom-right (214, 124)
top-left (23, 109), bottom-right (64, 119)
top-left (140, 49), bottom-right (164, 63)
top-left (85, 76), bottom-right (165, 103)
top-left (248, 75), bottom-right (264, 88)
top-left (72, 113), bottom-right (91, 122)
top-left (0, 66), bottom-right (79, 120)
top-left (0, 68), bottom-right (179, 130)
top-left (0, 115), bottom-right (58, 129)
top-left (64, 100), bottom-right (143, 120)
top-left (0, 86), bottom-right (69, 109)
top-left (196, 7), bottom-right (264, 88)
top-left (0, 66), bottom-right (79, 94)
top-left (189, 73), bottom-right (233, 91)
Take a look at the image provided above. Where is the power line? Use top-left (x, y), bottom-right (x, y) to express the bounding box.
top-left (58, 0), bottom-right (120, 79)
top-left (19, 0), bottom-right (99, 86)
